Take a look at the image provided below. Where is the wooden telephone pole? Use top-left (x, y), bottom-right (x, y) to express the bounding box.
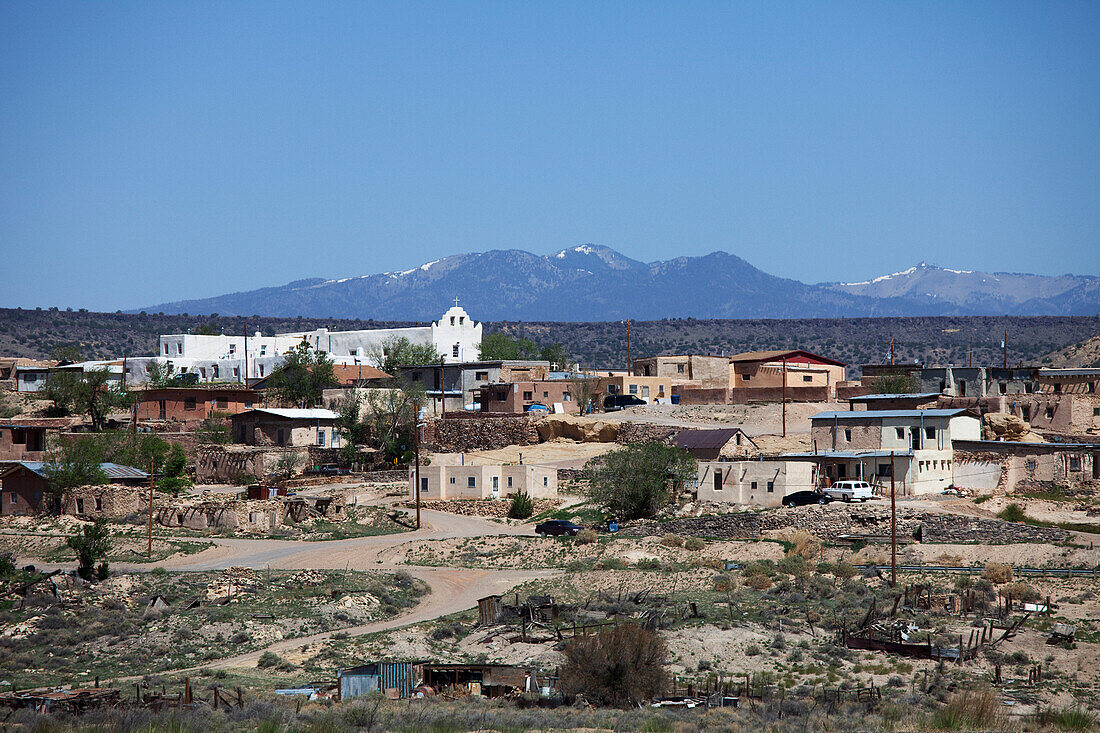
top-left (889, 339), bottom-right (895, 366)
top-left (147, 457), bottom-right (155, 558)
top-left (625, 319), bottom-right (632, 373)
top-left (781, 357), bottom-right (787, 437)
top-left (414, 399), bottom-right (422, 530)
top-left (890, 451), bottom-right (897, 588)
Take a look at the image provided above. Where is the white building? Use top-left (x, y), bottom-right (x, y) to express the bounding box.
top-left (124, 306), bottom-right (482, 385)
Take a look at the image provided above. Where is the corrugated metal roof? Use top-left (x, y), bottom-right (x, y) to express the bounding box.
top-left (728, 349), bottom-right (846, 367)
top-left (849, 393), bottom-right (941, 401)
top-left (238, 408), bottom-right (337, 420)
top-left (673, 428), bottom-right (743, 451)
top-left (1037, 368), bottom-right (1100, 377)
top-left (782, 450), bottom-right (914, 458)
top-left (2, 461), bottom-right (147, 479)
top-left (811, 409), bottom-right (974, 421)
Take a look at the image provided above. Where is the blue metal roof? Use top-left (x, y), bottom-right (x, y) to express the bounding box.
top-left (811, 409), bottom-right (974, 420)
top-left (3, 461), bottom-right (148, 480)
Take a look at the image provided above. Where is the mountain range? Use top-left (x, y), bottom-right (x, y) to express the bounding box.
top-left (142, 246), bottom-right (1099, 321)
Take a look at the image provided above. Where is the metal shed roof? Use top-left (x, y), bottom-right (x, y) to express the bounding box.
top-left (811, 409), bottom-right (975, 421)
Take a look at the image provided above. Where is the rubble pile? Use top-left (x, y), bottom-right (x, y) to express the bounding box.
top-left (337, 593), bottom-right (380, 611)
top-left (983, 413), bottom-right (1046, 443)
top-left (205, 567), bottom-right (261, 600)
top-left (287, 570), bottom-right (329, 586)
top-left (409, 498), bottom-right (563, 517)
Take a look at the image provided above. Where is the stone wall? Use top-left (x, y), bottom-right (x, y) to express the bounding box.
top-left (62, 484), bottom-right (146, 518)
top-left (728, 386), bottom-right (829, 404)
top-left (617, 504), bottom-right (1069, 545)
top-left (425, 415), bottom-right (540, 452)
top-left (617, 422), bottom-right (677, 445)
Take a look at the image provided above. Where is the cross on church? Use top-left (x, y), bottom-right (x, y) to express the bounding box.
top-left (453, 296), bottom-right (460, 307)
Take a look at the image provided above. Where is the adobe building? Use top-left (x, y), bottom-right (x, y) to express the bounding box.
top-left (729, 350), bottom-right (846, 401)
top-left (0, 462), bottom-right (148, 516)
top-left (672, 428), bottom-right (758, 461)
top-left (476, 380), bottom-right (579, 414)
top-left (230, 408), bottom-right (340, 448)
top-left (410, 463), bottom-right (558, 501)
top-left (399, 360), bottom-right (551, 414)
top-left (695, 460), bottom-right (814, 507)
top-left (595, 375), bottom-right (673, 404)
top-left (0, 418), bottom-right (73, 462)
top-left (631, 355), bottom-right (731, 389)
top-left (135, 385), bottom-right (260, 426)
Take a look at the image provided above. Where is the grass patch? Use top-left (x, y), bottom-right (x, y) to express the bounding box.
top-left (998, 503), bottom-right (1100, 535)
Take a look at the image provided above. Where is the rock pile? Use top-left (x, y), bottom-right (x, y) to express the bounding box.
top-left (983, 413), bottom-right (1045, 443)
top-left (428, 416), bottom-right (540, 452)
top-left (617, 422), bottom-right (677, 445)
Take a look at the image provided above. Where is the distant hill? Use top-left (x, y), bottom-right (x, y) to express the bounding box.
top-left (1040, 331), bottom-right (1100, 368)
top-left (138, 246), bottom-right (1098, 321)
top-left (821, 262), bottom-right (1099, 316)
top-left (2, 307), bottom-right (1097, 375)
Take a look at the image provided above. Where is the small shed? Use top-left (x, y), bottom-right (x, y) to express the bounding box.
top-left (338, 662), bottom-right (414, 699)
top-left (421, 663), bottom-right (534, 697)
top-left (672, 428), bottom-right (757, 461)
top-left (478, 595), bottom-right (503, 626)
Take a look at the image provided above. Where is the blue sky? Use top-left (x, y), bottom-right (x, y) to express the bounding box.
top-left (2, 1), bottom-right (1099, 311)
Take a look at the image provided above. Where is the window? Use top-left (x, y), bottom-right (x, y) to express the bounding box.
top-left (95, 497), bottom-right (103, 512)
top-left (999, 382), bottom-right (1007, 395)
top-left (507, 476), bottom-right (512, 487)
top-left (523, 391), bottom-right (533, 400)
top-left (895, 427), bottom-right (905, 439)
top-left (450, 316), bottom-right (455, 325)
top-left (743, 374), bottom-right (751, 381)
top-left (1046, 407), bottom-right (1054, 420)
top-left (1069, 457), bottom-right (1081, 472)
top-left (276, 428), bottom-right (285, 445)
top-left (420, 478), bottom-right (428, 493)
top-left (629, 384), bottom-right (638, 395)
top-left (229, 344), bottom-right (236, 354)
top-left (563, 392), bottom-right (572, 401)
top-left (76, 498), bottom-right (84, 514)
top-left (925, 427), bottom-right (936, 440)
top-left (199, 368), bottom-right (206, 379)
top-left (244, 401), bottom-right (253, 409)
top-left (750, 481), bottom-right (758, 490)
top-left (467, 477), bottom-right (476, 487)
top-left (184, 398), bottom-right (197, 411)
top-left (233, 367), bottom-right (240, 378)
top-left (492, 476), bottom-right (499, 490)
top-left (844, 429), bottom-right (852, 442)
top-left (1054, 383), bottom-right (1062, 394)
top-left (216, 398), bottom-right (228, 409)
top-left (177, 343), bottom-right (183, 355)
top-left (1022, 406), bottom-right (1031, 421)
top-left (543, 476), bottom-right (549, 487)
top-left (212, 365), bottom-right (219, 378)
top-left (449, 477), bottom-right (456, 484)
top-left (677, 364), bottom-right (685, 373)
top-left (452, 344), bottom-right (459, 357)
top-left (879, 463), bottom-right (891, 477)
top-left (259, 365), bottom-right (265, 377)
top-left (459, 316), bottom-right (464, 324)
top-left (838, 465), bottom-right (847, 478)
top-left (1094, 407), bottom-right (1100, 417)
top-left (543, 391), bottom-right (549, 397)
top-left (767, 481), bottom-right (774, 493)
top-left (317, 430), bottom-right (325, 447)
top-left (475, 371), bottom-right (488, 381)
top-left (164, 344), bottom-right (169, 355)
top-left (803, 375), bottom-right (812, 382)
top-left (260, 345), bottom-right (267, 356)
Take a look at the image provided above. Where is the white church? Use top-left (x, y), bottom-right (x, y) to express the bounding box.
top-left (125, 304), bottom-right (482, 384)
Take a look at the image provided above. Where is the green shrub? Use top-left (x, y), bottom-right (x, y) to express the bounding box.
top-left (507, 491), bottom-right (534, 519)
top-left (257, 651), bottom-right (283, 669)
top-left (660, 534), bottom-right (684, 548)
top-left (575, 529), bottom-right (598, 544)
top-left (683, 537), bottom-right (705, 551)
top-left (998, 503), bottom-right (1027, 523)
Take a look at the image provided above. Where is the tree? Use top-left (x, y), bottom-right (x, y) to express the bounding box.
top-left (567, 375), bottom-right (600, 415)
top-left (67, 519), bottom-right (111, 581)
top-left (49, 345), bottom-right (83, 363)
top-left (333, 390), bottom-right (369, 465)
top-left (267, 339), bottom-right (337, 407)
top-left (508, 491), bottom-right (534, 519)
top-left (361, 380), bottom-right (427, 463)
top-left (40, 368), bottom-right (129, 430)
top-left (539, 343), bottom-right (571, 371)
top-left (559, 622), bottom-right (668, 707)
top-left (144, 359), bottom-right (182, 388)
top-left (584, 442), bottom-right (696, 520)
top-left (193, 412), bottom-right (231, 444)
top-left (865, 373), bottom-right (921, 394)
top-left (369, 336), bottom-right (441, 375)
top-left (157, 444), bottom-right (192, 494)
top-left (480, 332), bottom-right (571, 369)
top-left (274, 451), bottom-right (305, 478)
top-left (42, 436), bottom-right (109, 511)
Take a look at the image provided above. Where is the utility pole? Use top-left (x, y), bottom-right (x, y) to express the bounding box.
top-left (413, 399), bottom-right (422, 530)
top-left (625, 319), bottom-right (632, 373)
top-left (439, 356), bottom-right (446, 419)
top-left (147, 457), bottom-right (155, 558)
top-left (781, 357), bottom-right (787, 438)
top-left (890, 451), bottom-right (897, 589)
top-left (890, 339), bottom-right (895, 366)
top-left (243, 323), bottom-right (249, 385)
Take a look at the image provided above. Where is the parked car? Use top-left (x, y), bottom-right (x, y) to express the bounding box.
top-left (781, 490), bottom-right (832, 507)
top-left (824, 480), bottom-right (875, 502)
top-left (603, 394), bottom-right (647, 411)
top-left (534, 519), bottom-right (583, 537)
top-left (318, 464), bottom-right (350, 476)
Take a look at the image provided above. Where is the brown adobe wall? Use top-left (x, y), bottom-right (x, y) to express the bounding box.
top-left (728, 386), bottom-right (829, 403)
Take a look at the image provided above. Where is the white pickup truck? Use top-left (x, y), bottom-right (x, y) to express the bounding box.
top-left (824, 480), bottom-right (875, 502)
